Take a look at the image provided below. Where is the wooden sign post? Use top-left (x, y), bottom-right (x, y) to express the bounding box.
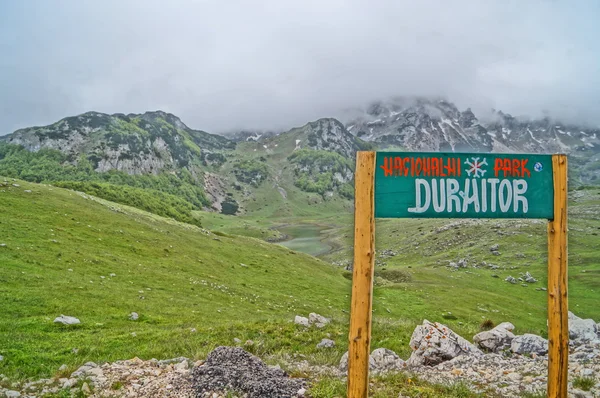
top-left (347, 151), bottom-right (568, 398)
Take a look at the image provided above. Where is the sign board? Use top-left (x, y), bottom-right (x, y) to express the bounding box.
top-left (375, 152), bottom-right (554, 219)
top-left (347, 152), bottom-right (568, 398)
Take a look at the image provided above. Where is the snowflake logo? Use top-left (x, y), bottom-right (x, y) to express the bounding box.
top-left (464, 157), bottom-right (488, 178)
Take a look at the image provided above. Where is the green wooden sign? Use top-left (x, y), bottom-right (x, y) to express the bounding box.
top-left (375, 152), bottom-right (554, 219)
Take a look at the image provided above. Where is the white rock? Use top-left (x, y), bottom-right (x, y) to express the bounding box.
top-left (308, 313), bottom-right (330, 328)
top-left (407, 320), bottom-right (482, 367)
top-left (294, 315), bottom-right (309, 327)
top-left (316, 339), bottom-right (335, 349)
top-left (53, 315), bottom-right (81, 325)
top-left (569, 315), bottom-right (598, 343)
top-left (5, 390), bottom-right (21, 398)
top-left (511, 334), bottom-right (548, 355)
top-left (473, 323), bottom-right (515, 352)
top-left (370, 348), bottom-right (405, 372)
top-left (128, 312), bottom-right (139, 321)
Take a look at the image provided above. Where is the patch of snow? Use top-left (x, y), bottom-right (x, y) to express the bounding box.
top-left (557, 129), bottom-right (566, 135)
top-left (347, 125), bottom-right (354, 131)
top-left (421, 128), bottom-right (430, 136)
top-left (586, 142), bottom-right (595, 148)
top-left (502, 133), bottom-right (507, 140)
top-left (567, 131), bottom-right (572, 137)
top-left (263, 145), bottom-right (268, 149)
top-left (580, 131), bottom-right (588, 136)
top-left (592, 133), bottom-right (597, 139)
top-left (502, 127), bottom-right (512, 135)
top-left (527, 128), bottom-right (543, 144)
top-left (487, 132), bottom-right (497, 138)
top-left (390, 111), bottom-right (401, 117)
top-left (274, 144), bottom-right (278, 147)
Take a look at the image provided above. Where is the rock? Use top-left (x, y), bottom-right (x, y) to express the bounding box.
top-left (0, 355), bottom-right (3, 361)
top-left (4, 390), bottom-right (21, 398)
top-left (511, 334), bottom-right (548, 355)
top-left (71, 362), bottom-right (98, 378)
top-left (23, 190), bottom-right (32, 193)
top-left (448, 262), bottom-right (458, 268)
top-left (473, 322), bottom-right (515, 352)
top-left (522, 272), bottom-right (537, 283)
top-left (569, 314), bottom-right (598, 343)
top-left (53, 315), bottom-right (81, 325)
top-left (457, 258), bottom-right (467, 268)
top-left (571, 389), bottom-right (593, 398)
top-left (316, 339), bottom-right (335, 349)
top-left (81, 382), bottom-right (91, 394)
top-left (297, 387), bottom-right (306, 396)
top-left (505, 276), bottom-right (517, 284)
top-left (128, 312), bottom-right (139, 321)
top-left (407, 320), bottom-right (482, 367)
top-left (370, 348), bottom-right (405, 372)
top-left (191, 347), bottom-right (305, 397)
top-left (190, 328), bottom-right (197, 333)
top-left (338, 351), bottom-right (376, 372)
top-left (294, 316), bottom-right (309, 327)
top-left (308, 313), bottom-right (330, 328)
top-left (233, 338), bottom-right (242, 344)
top-left (58, 364), bottom-right (68, 372)
top-left (490, 244), bottom-right (499, 251)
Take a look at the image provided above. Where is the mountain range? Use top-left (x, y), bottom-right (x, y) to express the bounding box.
top-left (1, 97), bottom-right (599, 217)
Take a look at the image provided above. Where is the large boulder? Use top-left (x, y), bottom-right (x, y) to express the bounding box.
top-left (294, 316), bottom-right (309, 327)
top-left (510, 334), bottom-right (548, 355)
top-left (407, 320), bottom-right (482, 367)
top-left (473, 322), bottom-right (515, 352)
top-left (568, 312), bottom-right (598, 343)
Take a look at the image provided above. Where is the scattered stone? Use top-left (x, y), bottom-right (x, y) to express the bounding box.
top-left (233, 338), bottom-right (242, 344)
top-left (23, 190), bottom-right (32, 193)
top-left (505, 276), bottom-right (517, 284)
top-left (316, 339), bottom-right (335, 349)
top-left (190, 328), bottom-right (197, 333)
top-left (308, 313), bottom-right (330, 328)
top-left (109, 273), bottom-right (116, 277)
top-left (294, 315), bottom-right (309, 327)
top-left (4, 390), bottom-right (21, 397)
top-left (53, 315), bottom-right (81, 325)
top-left (191, 347), bottom-right (305, 397)
top-left (457, 258), bottom-right (468, 268)
top-left (407, 320), bottom-right (482, 367)
top-left (473, 322), bottom-right (515, 352)
top-left (81, 382), bottom-right (91, 395)
top-left (521, 271), bottom-right (538, 283)
top-left (58, 364), bottom-right (67, 372)
top-left (245, 340), bottom-right (254, 346)
top-left (128, 312), bottom-right (139, 321)
top-left (12, 184), bottom-right (20, 187)
top-left (511, 334), bottom-right (548, 355)
top-left (0, 355), bottom-right (3, 361)
top-left (490, 244), bottom-right (499, 251)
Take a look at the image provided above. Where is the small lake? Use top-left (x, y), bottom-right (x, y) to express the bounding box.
top-left (277, 224), bottom-right (332, 257)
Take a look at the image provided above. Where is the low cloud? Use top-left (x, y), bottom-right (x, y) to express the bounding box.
top-left (1, 0), bottom-right (599, 134)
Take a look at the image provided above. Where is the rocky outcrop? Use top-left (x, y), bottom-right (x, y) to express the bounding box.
top-left (339, 348), bottom-right (405, 373)
top-left (569, 311), bottom-right (599, 344)
top-left (407, 320), bottom-right (482, 367)
top-left (511, 334), bottom-right (548, 355)
top-left (473, 322), bottom-right (515, 353)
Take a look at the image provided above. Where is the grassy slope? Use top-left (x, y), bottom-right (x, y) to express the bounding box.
top-left (322, 188), bottom-right (600, 336)
top-left (2, 177), bottom-right (599, 393)
top-left (0, 179), bottom-right (351, 380)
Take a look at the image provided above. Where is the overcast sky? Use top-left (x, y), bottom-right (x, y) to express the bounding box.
top-left (1, 0), bottom-right (599, 135)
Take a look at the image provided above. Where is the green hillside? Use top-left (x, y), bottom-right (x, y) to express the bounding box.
top-left (0, 178), bottom-right (351, 380)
